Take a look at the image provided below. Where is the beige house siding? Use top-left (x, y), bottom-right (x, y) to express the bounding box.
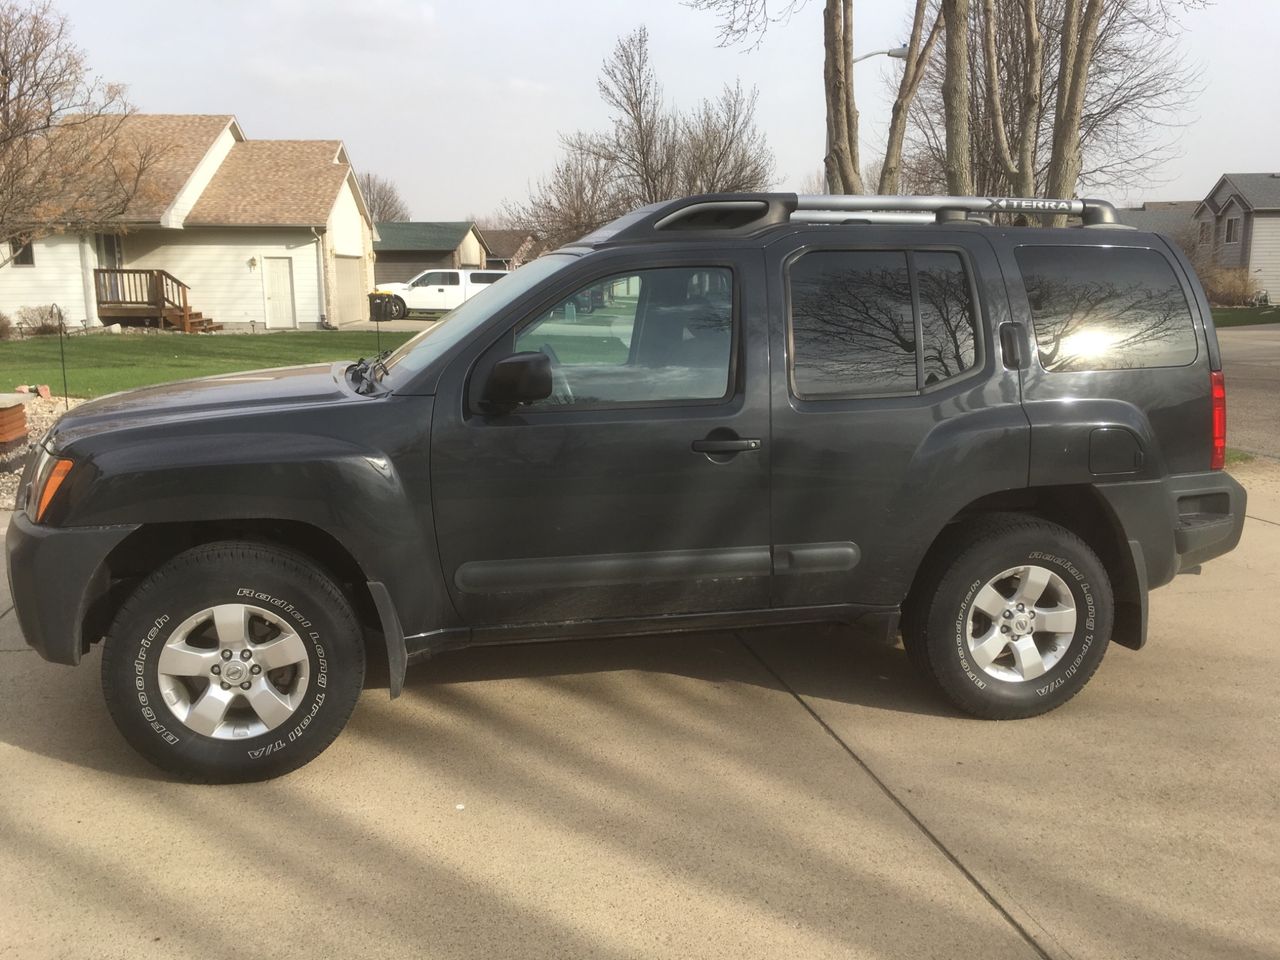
top-left (123, 227), bottom-right (322, 328)
top-left (1249, 214), bottom-right (1280, 298)
top-left (322, 177), bottom-right (374, 324)
top-left (456, 229), bottom-right (486, 269)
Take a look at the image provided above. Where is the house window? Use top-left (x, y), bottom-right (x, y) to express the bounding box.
top-left (8, 239), bottom-right (34, 266)
top-left (1198, 222), bottom-right (1211, 245)
top-left (1225, 218), bottom-right (1241, 243)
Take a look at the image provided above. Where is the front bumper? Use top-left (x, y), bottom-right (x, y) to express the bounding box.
top-left (5, 512), bottom-right (138, 665)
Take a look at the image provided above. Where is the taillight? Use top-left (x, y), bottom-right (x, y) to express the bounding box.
top-left (1210, 370), bottom-right (1226, 471)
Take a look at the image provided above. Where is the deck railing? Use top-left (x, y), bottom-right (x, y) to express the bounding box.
top-left (93, 268), bottom-right (191, 328)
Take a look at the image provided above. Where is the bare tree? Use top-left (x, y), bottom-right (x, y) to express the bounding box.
top-left (679, 81), bottom-right (775, 194)
top-left (0, 0), bottom-right (156, 267)
top-left (357, 171), bottom-right (410, 222)
top-left (688, 0), bottom-right (864, 193)
top-left (940, 0), bottom-right (974, 194)
top-left (902, 0), bottom-right (1202, 203)
top-left (1043, 0), bottom-right (1105, 212)
top-left (507, 27), bottom-right (774, 249)
top-left (878, 0), bottom-right (943, 194)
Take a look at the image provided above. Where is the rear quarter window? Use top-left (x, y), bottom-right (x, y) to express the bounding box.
top-left (1015, 245), bottom-right (1198, 372)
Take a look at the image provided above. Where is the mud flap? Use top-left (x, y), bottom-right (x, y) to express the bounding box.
top-left (367, 581), bottom-right (407, 699)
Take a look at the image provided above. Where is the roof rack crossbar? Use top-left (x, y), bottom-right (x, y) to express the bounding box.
top-left (794, 194), bottom-right (1119, 226)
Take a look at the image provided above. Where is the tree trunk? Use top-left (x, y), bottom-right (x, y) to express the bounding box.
top-left (822, 0), bottom-right (862, 194)
top-left (879, 0), bottom-right (942, 195)
top-left (941, 0), bottom-right (973, 195)
top-left (1045, 0), bottom-right (1104, 219)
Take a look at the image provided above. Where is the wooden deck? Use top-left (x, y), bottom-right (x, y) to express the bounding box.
top-left (94, 269), bottom-right (221, 333)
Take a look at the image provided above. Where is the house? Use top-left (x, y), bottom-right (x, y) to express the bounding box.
top-left (373, 221), bottom-right (491, 284)
top-left (0, 114), bottom-right (377, 331)
top-left (481, 229), bottom-right (537, 270)
top-left (1115, 200), bottom-right (1199, 240)
top-left (1192, 174), bottom-right (1280, 297)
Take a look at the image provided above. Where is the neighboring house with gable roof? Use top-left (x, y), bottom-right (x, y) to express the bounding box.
top-left (0, 114), bottom-right (376, 331)
top-left (481, 229), bottom-right (537, 271)
top-left (1192, 173), bottom-right (1280, 298)
top-left (372, 221), bottom-right (491, 285)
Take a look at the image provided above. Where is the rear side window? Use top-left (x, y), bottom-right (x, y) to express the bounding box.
top-left (1016, 246), bottom-right (1198, 373)
top-left (788, 249), bottom-right (979, 398)
top-left (470, 272), bottom-right (505, 284)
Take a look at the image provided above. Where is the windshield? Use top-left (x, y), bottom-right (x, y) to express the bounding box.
top-left (379, 254), bottom-right (576, 383)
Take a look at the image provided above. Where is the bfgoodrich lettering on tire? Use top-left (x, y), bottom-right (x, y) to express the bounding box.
top-left (904, 516), bottom-right (1113, 719)
top-left (101, 542), bottom-right (365, 782)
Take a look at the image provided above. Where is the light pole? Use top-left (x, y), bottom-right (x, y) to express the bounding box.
top-left (853, 44), bottom-right (910, 66)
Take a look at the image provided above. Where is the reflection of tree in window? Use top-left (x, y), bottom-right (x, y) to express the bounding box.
top-left (791, 251), bottom-right (915, 396)
top-left (1017, 247), bottom-right (1197, 373)
top-left (917, 252), bottom-right (977, 384)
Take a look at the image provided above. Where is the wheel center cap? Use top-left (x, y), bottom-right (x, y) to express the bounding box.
top-left (222, 661), bottom-right (248, 684)
top-left (1013, 616), bottom-right (1031, 634)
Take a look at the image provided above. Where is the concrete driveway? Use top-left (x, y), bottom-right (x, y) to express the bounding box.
top-left (2, 464), bottom-right (1279, 960)
top-left (1219, 325), bottom-right (1280, 458)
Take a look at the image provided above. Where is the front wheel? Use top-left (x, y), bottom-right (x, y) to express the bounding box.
top-left (101, 542), bottom-right (365, 782)
top-left (389, 296), bottom-right (407, 320)
top-left (904, 517), bottom-right (1113, 719)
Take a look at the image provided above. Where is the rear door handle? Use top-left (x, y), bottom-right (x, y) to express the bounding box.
top-left (692, 438), bottom-right (762, 453)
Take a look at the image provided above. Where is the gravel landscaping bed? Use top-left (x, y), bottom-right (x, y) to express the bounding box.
top-left (1, 396), bottom-right (84, 510)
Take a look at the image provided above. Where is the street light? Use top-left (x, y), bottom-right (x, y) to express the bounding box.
top-left (852, 44), bottom-right (910, 65)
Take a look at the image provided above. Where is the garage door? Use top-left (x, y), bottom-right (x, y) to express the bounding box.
top-left (333, 256), bottom-right (367, 326)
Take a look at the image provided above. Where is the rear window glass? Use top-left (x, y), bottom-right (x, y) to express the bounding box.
top-left (1016, 246), bottom-right (1198, 373)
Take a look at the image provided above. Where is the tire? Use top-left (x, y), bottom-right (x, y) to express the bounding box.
top-left (101, 542), bottom-right (365, 782)
top-left (389, 296), bottom-right (407, 320)
top-left (903, 516), bottom-right (1113, 719)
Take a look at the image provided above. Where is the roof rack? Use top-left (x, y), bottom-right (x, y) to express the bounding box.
top-left (579, 192), bottom-right (1127, 247)
top-left (793, 193), bottom-right (1124, 227)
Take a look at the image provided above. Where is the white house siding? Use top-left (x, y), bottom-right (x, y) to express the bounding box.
top-left (324, 177), bottom-right (375, 325)
top-left (162, 125), bottom-right (238, 228)
top-left (123, 227), bottom-right (321, 328)
top-left (1249, 214), bottom-right (1280, 299)
top-left (457, 229), bottom-right (486, 268)
top-left (0, 233), bottom-right (93, 326)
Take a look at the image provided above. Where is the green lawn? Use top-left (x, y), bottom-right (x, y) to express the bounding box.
top-left (0, 331), bottom-right (415, 399)
top-left (1211, 306), bottom-right (1280, 328)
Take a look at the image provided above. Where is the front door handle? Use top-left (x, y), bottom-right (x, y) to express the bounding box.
top-left (692, 438), bottom-right (762, 453)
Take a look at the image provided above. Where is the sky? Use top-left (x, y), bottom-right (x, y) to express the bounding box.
top-left (58, 0), bottom-right (1280, 220)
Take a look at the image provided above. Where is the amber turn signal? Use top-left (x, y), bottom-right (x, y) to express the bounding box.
top-left (35, 458), bottom-right (75, 522)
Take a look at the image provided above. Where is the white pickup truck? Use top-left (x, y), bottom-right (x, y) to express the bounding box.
top-left (376, 268), bottom-right (508, 318)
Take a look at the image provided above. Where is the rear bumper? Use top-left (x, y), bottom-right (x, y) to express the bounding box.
top-left (1098, 469), bottom-right (1246, 589)
top-left (5, 513), bottom-right (137, 665)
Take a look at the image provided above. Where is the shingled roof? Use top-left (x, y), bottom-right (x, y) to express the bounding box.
top-left (1116, 201), bottom-right (1197, 236)
top-left (186, 141), bottom-right (352, 227)
top-left (374, 221), bottom-right (484, 252)
top-left (482, 228), bottom-right (534, 260)
top-left (113, 114), bottom-right (237, 223)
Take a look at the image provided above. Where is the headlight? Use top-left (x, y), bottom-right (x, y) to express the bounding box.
top-left (25, 445), bottom-right (75, 523)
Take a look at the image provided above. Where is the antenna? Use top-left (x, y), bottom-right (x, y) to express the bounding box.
top-left (53, 303), bottom-right (69, 411)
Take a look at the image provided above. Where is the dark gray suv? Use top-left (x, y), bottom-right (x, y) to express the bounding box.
top-left (6, 193), bottom-right (1245, 781)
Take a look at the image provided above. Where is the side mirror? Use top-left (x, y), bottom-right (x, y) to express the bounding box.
top-left (482, 351), bottom-right (552, 408)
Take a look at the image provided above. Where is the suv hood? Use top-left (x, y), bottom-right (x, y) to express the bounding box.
top-left (48, 362), bottom-right (361, 448)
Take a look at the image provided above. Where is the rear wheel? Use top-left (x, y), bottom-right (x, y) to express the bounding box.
top-left (904, 517), bottom-right (1113, 718)
top-left (101, 542), bottom-right (365, 782)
